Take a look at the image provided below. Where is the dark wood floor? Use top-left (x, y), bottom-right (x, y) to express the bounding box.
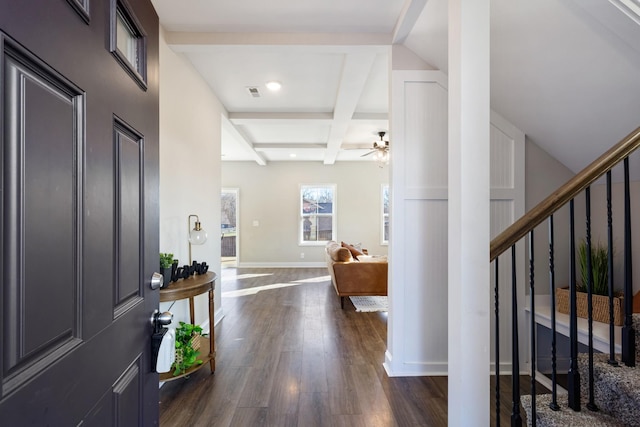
top-left (159, 268), bottom-right (536, 426)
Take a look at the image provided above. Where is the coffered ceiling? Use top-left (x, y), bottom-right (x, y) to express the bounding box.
top-left (152, 0), bottom-right (409, 165)
top-left (152, 0), bottom-right (640, 172)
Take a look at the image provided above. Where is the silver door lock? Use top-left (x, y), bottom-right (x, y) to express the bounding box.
top-left (150, 272), bottom-right (164, 290)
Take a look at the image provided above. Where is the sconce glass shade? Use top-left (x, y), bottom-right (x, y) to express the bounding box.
top-left (189, 224), bottom-right (208, 245)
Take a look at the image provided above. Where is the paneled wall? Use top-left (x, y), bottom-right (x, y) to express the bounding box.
top-left (385, 70), bottom-right (525, 376)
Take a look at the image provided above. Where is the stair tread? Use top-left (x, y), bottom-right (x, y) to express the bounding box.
top-left (578, 352), bottom-right (640, 423)
top-left (521, 394), bottom-right (626, 427)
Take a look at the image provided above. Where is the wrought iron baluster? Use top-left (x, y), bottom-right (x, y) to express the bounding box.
top-left (548, 215), bottom-right (560, 410)
top-left (528, 230), bottom-right (536, 427)
top-left (567, 199), bottom-right (581, 411)
top-left (511, 245), bottom-right (522, 427)
top-left (495, 258), bottom-right (501, 427)
top-left (622, 157), bottom-right (635, 367)
top-left (606, 171), bottom-right (618, 366)
top-left (585, 187), bottom-right (599, 412)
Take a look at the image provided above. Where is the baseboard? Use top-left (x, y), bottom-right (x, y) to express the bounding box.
top-left (236, 261), bottom-right (326, 268)
top-left (384, 351), bottom-right (527, 377)
top-left (384, 351), bottom-right (449, 376)
top-left (490, 362), bottom-right (516, 376)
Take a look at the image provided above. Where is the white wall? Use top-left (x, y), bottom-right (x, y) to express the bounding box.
top-left (221, 161), bottom-right (389, 266)
top-left (158, 28), bottom-right (224, 330)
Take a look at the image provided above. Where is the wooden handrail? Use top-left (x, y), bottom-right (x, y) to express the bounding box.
top-left (490, 125), bottom-right (640, 261)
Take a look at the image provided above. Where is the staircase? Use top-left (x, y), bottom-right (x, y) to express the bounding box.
top-left (521, 315), bottom-right (640, 426)
top-left (489, 126), bottom-right (640, 427)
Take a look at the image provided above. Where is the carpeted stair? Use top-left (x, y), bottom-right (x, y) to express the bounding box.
top-left (521, 394), bottom-right (625, 427)
top-left (521, 314), bottom-right (640, 426)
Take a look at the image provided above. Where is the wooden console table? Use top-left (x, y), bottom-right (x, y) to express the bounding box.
top-left (159, 271), bottom-right (216, 381)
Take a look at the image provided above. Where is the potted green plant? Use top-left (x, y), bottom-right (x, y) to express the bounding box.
top-left (159, 253), bottom-right (174, 287)
top-left (556, 240), bottom-right (623, 325)
top-left (172, 322), bottom-right (205, 376)
top-left (577, 239), bottom-right (609, 296)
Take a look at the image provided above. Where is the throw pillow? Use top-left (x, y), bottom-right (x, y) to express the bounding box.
top-left (327, 241), bottom-right (353, 262)
top-left (341, 241), bottom-right (364, 259)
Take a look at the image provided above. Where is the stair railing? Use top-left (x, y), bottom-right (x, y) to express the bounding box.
top-left (490, 125), bottom-right (640, 426)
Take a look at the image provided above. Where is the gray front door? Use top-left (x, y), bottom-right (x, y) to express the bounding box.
top-left (0, 0), bottom-right (160, 424)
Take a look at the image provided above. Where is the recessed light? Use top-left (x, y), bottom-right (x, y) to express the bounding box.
top-left (289, 153), bottom-right (297, 158)
top-left (266, 81), bottom-right (282, 91)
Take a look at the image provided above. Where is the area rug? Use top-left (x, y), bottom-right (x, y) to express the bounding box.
top-left (349, 296), bottom-right (388, 312)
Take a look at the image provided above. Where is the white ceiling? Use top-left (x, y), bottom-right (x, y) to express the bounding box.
top-left (152, 0), bottom-right (640, 172)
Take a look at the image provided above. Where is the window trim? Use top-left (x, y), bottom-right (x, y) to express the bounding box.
top-left (109, 0), bottom-right (147, 90)
top-left (299, 184), bottom-right (336, 246)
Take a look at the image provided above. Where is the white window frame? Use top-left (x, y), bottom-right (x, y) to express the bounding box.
top-left (381, 184), bottom-right (389, 245)
top-left (299, 184), bottom-right (336, 246)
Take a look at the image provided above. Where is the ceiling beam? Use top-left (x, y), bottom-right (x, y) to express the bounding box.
top-left (228, 112), bottom-right (388, 126)
top-left (165, 32), bottom-right (392, 50)
top-left (351, 112), bottom-right (389, 121)
top-left (392, 0), bottom-right (428, 44)
top-left (221, 115), bottom-right (267, 166)
top-left (253, 143), bottom-right (327, 150)
top-left (228, 112), bottom-right (333, 126)
top-left (323, 52), bottom-right (377, 165)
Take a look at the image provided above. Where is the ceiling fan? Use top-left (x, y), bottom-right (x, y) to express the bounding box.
top-left (361, 131), bottom-right (390, 159)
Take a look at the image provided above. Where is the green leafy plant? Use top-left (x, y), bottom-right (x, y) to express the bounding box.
top-left (160, 252), bottom-right (174, 269)
top-left (577, 240), bottom-right (609, 296)
top-left (172, 322), bottom-right (206, 376)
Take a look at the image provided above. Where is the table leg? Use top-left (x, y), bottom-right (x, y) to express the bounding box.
top-left (208, 288), bottom-right (215, 373)
top-left (189, 297), bottom-right (195, 325)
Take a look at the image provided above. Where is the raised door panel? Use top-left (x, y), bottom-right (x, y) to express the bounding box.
top-left (2, 35), bottom-right (84, 395)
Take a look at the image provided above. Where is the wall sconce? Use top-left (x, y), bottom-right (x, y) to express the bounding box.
top-left (188, 214), bottom-right (207, 264)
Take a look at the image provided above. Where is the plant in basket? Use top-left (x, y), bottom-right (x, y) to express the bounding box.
top-left (172, 321), bottom-right (206, 376)
top-left (577, 239), bottom-right (610, 296)
top-left (556, 239), bottom-right (623, 326)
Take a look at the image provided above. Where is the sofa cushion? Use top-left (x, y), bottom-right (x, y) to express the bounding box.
top-left (327, 241), bottom-right (353, 262)
top-left (356, 255), bottom-right (387, 263)
top-left (341, 241), bottom-right (364, 259)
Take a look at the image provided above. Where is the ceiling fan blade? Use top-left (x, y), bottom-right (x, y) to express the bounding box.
top-left (360, 150), bottom-right (376, 157)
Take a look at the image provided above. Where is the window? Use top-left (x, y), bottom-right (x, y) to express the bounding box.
top-left (382, 184), bottom-right (389, 245)
top-left (116, 11), bottom-right (139, 66)
top-left (109, 0), bottom-right (147, 90)
top-left (300, 185), bottom-right (335, 245)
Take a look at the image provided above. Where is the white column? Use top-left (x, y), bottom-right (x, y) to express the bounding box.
top-left (447, 0), bottom-right (491, 425)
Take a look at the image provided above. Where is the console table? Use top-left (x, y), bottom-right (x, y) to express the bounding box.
top-left (159, 271), bottom-right (216, 381)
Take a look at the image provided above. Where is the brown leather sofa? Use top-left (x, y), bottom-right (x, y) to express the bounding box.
top-left (325, 241), bottom-right (388, 308)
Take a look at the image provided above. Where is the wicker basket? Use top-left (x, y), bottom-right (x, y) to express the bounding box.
top-left (190, 334), bottom-right (201, 351)
top-left (556, 287), bottom-right (624, 326)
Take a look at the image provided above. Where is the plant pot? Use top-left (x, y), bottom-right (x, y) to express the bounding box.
top-left (556, 287), bottom-right (624, 326)
top-left (160, 267), bottom-right (172, 287)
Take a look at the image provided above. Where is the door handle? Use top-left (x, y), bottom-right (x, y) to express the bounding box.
top-left (151, 310), bottom-right (173, 330)
top-left (150, 310), bottom-right (173, 373)
top-left (150, 272), bottom-right (163, 290)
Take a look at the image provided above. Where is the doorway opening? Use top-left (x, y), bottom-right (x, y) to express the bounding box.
top-left (221, 188), bottom-right (238, 268)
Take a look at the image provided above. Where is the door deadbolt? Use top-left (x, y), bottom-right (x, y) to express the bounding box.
top-left (150, 272), bottom-right (163, 290)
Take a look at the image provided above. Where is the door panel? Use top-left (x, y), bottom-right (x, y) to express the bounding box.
top-left (2, 30), bottom-right (84, 397)
top-left (115, 119), bottom-right (144, 317)
top-left (0, 0), bottom-right (159, 425)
